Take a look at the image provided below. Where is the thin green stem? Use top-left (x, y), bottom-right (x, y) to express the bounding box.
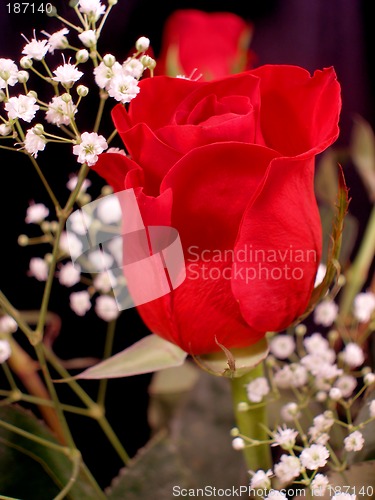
top-left (34, 343), bottom-right (75, 449)
top-left (1, 362), bottom-right (18, 391)
top-left (0, 417), bottom-right (68, 453)
top-left (28, 155), bottom-right (61, 209)
top-left (0, 290), bottom-right (35, 341)
top-left (96, 5), bottom-right (113, 37)
top-left (53, 451), bottom-right (81, 500)
top-left (45, 347), bottom-right (130, 464)
top-left (35, 217), bottom-right (65, 341)
top-left (97, 320), bottom-right (116, 407)
top-left (107, 128), bottom-right (118, 145)
top-left (231, 363), bottom-right (272, 473)
top-left (93, 93), bottom-right (108, 133)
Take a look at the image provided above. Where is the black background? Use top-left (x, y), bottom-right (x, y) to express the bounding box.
top-left (0, 0), bottom-right (374, 489)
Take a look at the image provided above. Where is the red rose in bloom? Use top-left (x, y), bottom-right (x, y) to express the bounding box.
top-left (155, 9), bottom-right (254, 80)
top-left (93, 66), bottom-right (341, 355)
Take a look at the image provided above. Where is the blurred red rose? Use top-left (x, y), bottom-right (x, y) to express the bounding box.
top-left (93, 65), bottom-right (341, 355)
top-left (155, 9), bottom-right (254, 80)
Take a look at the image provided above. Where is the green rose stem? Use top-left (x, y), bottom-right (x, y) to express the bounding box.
top-left (230, 362), bottom-right (272, 474)
top-left (339, 204), bottom-right (375, 321)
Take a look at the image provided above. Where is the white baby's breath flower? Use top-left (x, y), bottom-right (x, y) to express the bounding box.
top-left (78, 0), bottom-right (106, 21)
top-left (68, 210), bottom-right (92, 236)
top-left (0, 124), bottom-right (12, 136)
top-left (24, 128), bottom-right (46, 157)
top-left (42, 28), bottom-right (69, 53)
top-left (342, 342), bottom-right (365, 368)
top-left (314, 300), bottom-right (339, 327)
top-left (246, 377), bottom-right (270, 403)
top-left (0, 340), bottom-right (12, 364)
top-left (353, 292), bottom-right (375, 323)
top-left (135, 36), bottom-right (150, 52)
top-left (76, 49), bottom-right (90, 64)
top-left (52, 63), bottom-right (83, 87)
top-left (93, 61), bottom-right (122, 89)
top-left (344, 431), bottom-right (364, 452)
top-left (5, 94), bottom-right (39, 122)
top-left (73, 132), bottom-right (108, 166)
top-left (300, 444), bottom-right (330, 470)
top-left (274, 454), bottom-right (301, 483)
top-left (22, 35), bottom-right (50, 60)
top-left (107, 73), bottom-right (140, 104)
top-left (58, 262), bottom-right (81, 287)
top-left (122, 57), bottom-right (144, 79)
top-left (88, 249), bottom-right (113, 271)
top-left (334, 375), bottom-right (357, 398)
top-left (66, 175), bottom-right (91, 192)
top-left (329, 387), bottom-right (342, 401)
top-left (106, 147), bottom-right (126, 156)
top-left (281, 402), bottom-right (301, 422)
top-left (0, 315), bottom-right (18, 333)
top-left (29, 257), bottom-right (48, 281)
top-left (272, 426), bottom-right (298, 450)
top-left (59, 232), bottom-right (83, 260)
top-left (96, 196), bottom-right (122, 224)
top-left (25, 203), bottom-right (49, 223)
top-left (303, 332), bottom-right (330, 354)
top-left (93, 271), bottom-right (115, 293)
top-left (95, 295), bottom-right (119, 322)
top-left (311, 474), bottom-right (329, 497)
top-left (364, 372), bottom-right (375, 386)
top-left (78, 30), bottom-right (97, 48)
top-left (232, 437), bottom-right (245, 450)
top-left (269, 335), bottom-right (295, 359)
top-left (45, 95), bottom-right (77, 126)
top-left (0, 58), bottom-right (19, 88)
top-left (249, 469), bottom-right (272, 489)
top-left (70, 291), bottom-right (91, 316)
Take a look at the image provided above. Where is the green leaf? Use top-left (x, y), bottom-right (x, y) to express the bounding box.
top-left (296, 166), bottom-right (350, 323)
top-left (0, 406), bottom-right (103, 499)
top-left (351, 115), bottom-right (375, 202)
top-left (106, 432), bottom-right (193, 499)
top-left (294, 460), bottom-right (375, 499)
top-left (194, 337), bottom-right (269, 378)
top-left (75, 334), bottom-right (187, 380)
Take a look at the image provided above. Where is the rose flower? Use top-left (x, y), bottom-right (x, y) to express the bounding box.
top-left (93, 66), bottom-right (341, 355)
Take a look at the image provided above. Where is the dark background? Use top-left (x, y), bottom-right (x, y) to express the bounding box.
top-left (0, 0), bottom-right (374, 489)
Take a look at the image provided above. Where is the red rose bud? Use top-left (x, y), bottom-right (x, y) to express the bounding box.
top-left (93, 65), bottom-right (341, 355)
top-left (155, 9), bottom-right (254, 80)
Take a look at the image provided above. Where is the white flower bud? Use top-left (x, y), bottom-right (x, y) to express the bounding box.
top-left (18, 235), bottom-right (29, 246)
top-left (232, 437), bottom-right (245, 450)
top-left (108, 0), bottom-right (118, 5)
top-left (17, 70), bottom-right (29, 83)
top-left (237, 402), bottom-right (249, 412)
top-left (27, 90), bottom-right (38, 99)
top-left (329, 388), bottom-right (342, 401)
top-left (0, 123), bottom-right (12, 136)
top-left (76, 49), bottom-right (89, 63)
top-left (103, 54), bottom-right (116, 67)
top-left (32, 123), bottom-right (44, 135)
top-left (20, 56), bottom-right (33, 69)
top-left (77, 85), bottom-right (89, 97)
top-left (61, 93), bottom-right (72, 103)
top-left (135, 36), bottom-right (150, 52)
top-left (78, 30), bottom-right (97, 48)
top-left (140, 55), bottom-right (156, 70)
top-left (364, 373), bottom-right (375, 386)
top-left (230, 427), bottom-right (240, 437)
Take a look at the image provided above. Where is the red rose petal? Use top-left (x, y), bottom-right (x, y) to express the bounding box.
top-left (250, 65), bottom-right (341, 156)
top-left (232, 155), bottom-right (322, 332)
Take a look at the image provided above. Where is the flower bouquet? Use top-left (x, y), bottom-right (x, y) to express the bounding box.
top-left (0, 2), bottom-right (375, 500)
